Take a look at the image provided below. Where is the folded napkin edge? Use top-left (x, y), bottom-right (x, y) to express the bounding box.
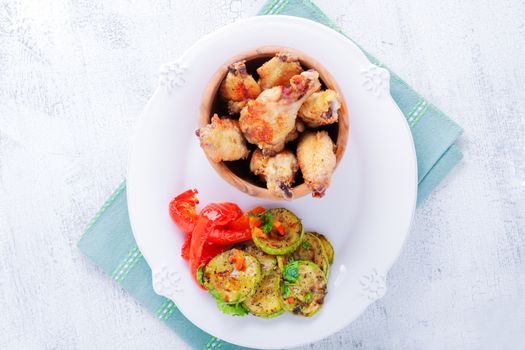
top-left (78, 180), bottom-right (127, 244)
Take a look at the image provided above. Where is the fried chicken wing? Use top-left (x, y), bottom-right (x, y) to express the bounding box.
top-left (250, 149), bottom-right (299, 199)
top-left (298, 89), bottom-right (341, 128)
top-left (239, 70), bottom-right (321, 156)
top-left (250, 148), bottom-right (268, 178)
top-left (197, 114), bottom-right (250, 163)
top-left (284, 119), bottom-right (305, 143)
top-left (219, 61), bottom-right (261, 114)
top-left (256, 52), bottom-right (303, 90)
top-left (296, 131), bottom-right (336, 198)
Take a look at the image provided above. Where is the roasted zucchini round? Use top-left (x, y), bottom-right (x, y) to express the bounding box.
top-left (280, 261), bottom-right (327, 317)
top-left (311, 232), bottom-right (334, 264)
top-left (252, 208), bottom-right (304, 255)
top-left (243, 271), bottom-right (284, 318)
top-left (299, 232), bottom-right (330, 275)
top-left (276, 232), bottom-right (330, 276)
top-left (203, 249), bottom-right (262, 304)
top-left (236, 240), bottom-right (277, 276)
top-left (276, 255), bottom-right (287, 272)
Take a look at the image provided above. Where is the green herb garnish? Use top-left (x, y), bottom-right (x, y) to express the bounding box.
top-left (305, 291), bottom-right (314, 303)
top-left (259, 211), bottom-right (273, 234)
top-left (215, 300), bottom-right (248, 316)
top-left (283, 261), bottom-right (299, 282)
top-left (301, 240), bottom-right (310, 249)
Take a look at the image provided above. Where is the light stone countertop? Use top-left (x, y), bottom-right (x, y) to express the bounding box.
top-left (0, 0), bottom-right (524, 349)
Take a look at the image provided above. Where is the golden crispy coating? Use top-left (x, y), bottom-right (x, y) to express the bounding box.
top-left (227, 100), bottom-right (248, 115)
top-left (256, 52), bottom-right (303, 90)
top-left (220, 61), bottom-right (261, 114)
top-left (296, 131), bottom-right (336, 198)
top-left (250, 149), bottom-right (299, 199)
top-left (249, 148), bottom-right (268, 179)
top-left (298, 89), bottom-right (341, 128)
top-left (198, 114), bottom-right (250, 163)
top-left (284, 119), bottom-right (306, 143)
top-left (239, 70), bottom-right (321, 156)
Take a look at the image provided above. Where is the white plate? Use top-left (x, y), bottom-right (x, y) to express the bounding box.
top-left (127, 15), bottom-right (417, 350)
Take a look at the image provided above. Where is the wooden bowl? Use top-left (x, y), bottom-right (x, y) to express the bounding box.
top-left (199, 46), bottom-right (349, 200)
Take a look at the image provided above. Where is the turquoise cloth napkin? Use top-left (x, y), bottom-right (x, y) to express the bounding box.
top-left (78, 1), bottom-right (463, 349)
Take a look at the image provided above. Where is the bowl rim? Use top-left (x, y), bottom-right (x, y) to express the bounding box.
top-left (198, 45), bottom-right (349, 201)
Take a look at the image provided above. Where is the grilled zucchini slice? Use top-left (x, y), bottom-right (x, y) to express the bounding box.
top-left (276, 232), bottom-right (330, 276)
top-left (252, 208), bottom-right (304, 255)
top-left (243, 271), bottom-right (284, 318)
top-left (236, 240), bottom-right (277, 276)
top-left (311, 232), bottom-right (334, 264)
top-left (280, 261), bottom-right (327, 317)
top-left (203, 249), bottom-right (262, 304)
top-left (276, 255), bottom-right (287, 272)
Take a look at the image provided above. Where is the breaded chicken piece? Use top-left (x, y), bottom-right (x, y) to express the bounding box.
top-left (256, 52), bottom-right (303, 90)
top-left (239, 70), bottom-right (321, 156)
top-left (219, 61), bottom-right (261, 114)
top-left (250, 149), bottom-right (299, 199)
top-left (296, 131), bottom-right (336, 198)
top-left (284, 119), bottom-right (306, 143)
top-left (250, 149), bottom-right (268, 179)
top-left (197, 114), bottom-right (250, 163)
top-left (298, 89), bottom-right (341, 128)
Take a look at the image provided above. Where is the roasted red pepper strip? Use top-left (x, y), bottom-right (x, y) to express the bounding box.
top-left (183, 236), bottom-right (226, 280)
top-left (208, 206), bottom-right (266, 245)
top-left (223, 213), bottom-right (249, 231)
top-left (169, 189), bottom-right (199, 233)
top-left (200, 241), bottom-right (226, 266)
top-left (189, 202), bottom-right (242, 282)
top-left (182, 235), bottom-right (226, 262)
top-left (226, 206), bottom-right (265, 231)
top-left (207, 227), bottom-right (251, 245)
top-left (249, 206), bottom-right (266, 215)
top-left (180, 233), bottom-right (192, 260)
top-left (230, 206), bottom-right (266, 230)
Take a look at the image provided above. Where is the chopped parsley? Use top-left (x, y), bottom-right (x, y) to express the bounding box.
top-left (259, 211), bottom-right (273, 234)
top-left (305, 291), bottom-right (314, 303)
top-left (301, 240), bottom-right (310, 249)
top-left (283, 261), bottom-right (300, 282)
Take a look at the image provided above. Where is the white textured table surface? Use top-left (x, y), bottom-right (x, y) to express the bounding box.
top-left (1, 1), bottom-right (524, 349)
